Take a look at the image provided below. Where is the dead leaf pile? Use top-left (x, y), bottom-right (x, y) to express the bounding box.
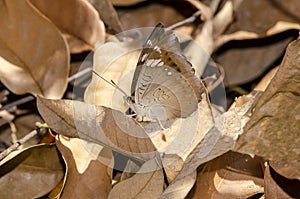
top-left (0, 0), bottom-right (300, 198)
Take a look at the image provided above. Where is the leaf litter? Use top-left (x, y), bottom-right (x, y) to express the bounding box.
top-left (0, 0), bottom-right (300, 198)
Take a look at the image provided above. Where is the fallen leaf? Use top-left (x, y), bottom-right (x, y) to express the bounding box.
top-left (266, 21), bottom-right (300, 36)
top-left (30, 0), bottom-right (105, 53)
top-left (85, 40), bottom-right (140, 110)
top-left (188, 151), bottom-right (264, 199)
top-left (0, 0), bottom-right (69, 98)
top-left (150, 93), bottom-right (214, 161)
top-left (161, 154), bottom-right (184, 183)
top-left (235, 38), bottom-right (300, 178)
top-left (37, 96), bottom-right (158, 162)
top-left (270, 161), bottom-right (300, 181)
top-left (108, 158), bottom-right (164, 199)
top-left (264, 164), bottom-right (300, 198)
top-left (117, 2), bottom-right (195, 29)
top-left (56, 136), bottom-right (112, 199)
top-left (0, 144), bottom-right (64, 199)
top-left (88, 0), bottom-right (123, 33)
top-left (226, 0), bottom-right (300, 35)
top-left (216, 0), bottom-right (299, 86)
top-left (110, 0), bottom-right (144, 6)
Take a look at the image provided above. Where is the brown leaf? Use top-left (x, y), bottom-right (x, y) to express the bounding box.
top-left (88, 0), bottom-right (123, 33)
top-left (226, 0), bottom-right (300, 36)
top-left (0, 144), bottom-right (64, 199)
top-left (117, 2), bottom-right (195, 29)
top-left (30, 0), bottom-right (105, 53)
top-left (110, 0), bottom-right (144, 6)
top-left (0, 0), bottom-right (69, 98)
top-left (235, 38), bottom-right (300, 177)
top-left (188, 151), bottom-right (264, 199)
top-left (270, 161), bottom-right (300, 181)
top-left (217, 0), bottom-right (300, 86)
top-left (108, 158), bottom-right (164, 199)
top-left (36, 96), bottom-right (158, 162)
top-left (158, 91), bottom-right (263, 198)
top-left (161, 154), bottom-right (184, 183)
top-left (264, 164), bottom-right (300, 198)
top-left (56, 136), bottom-right (112, 199)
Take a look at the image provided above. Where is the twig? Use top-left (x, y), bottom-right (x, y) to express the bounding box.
top-left (0, 67), bottom-right (93, 111)
top-left (0, 122), bottom-right (49, 161)
top-left (166, 10), bottom-right (201, 31)
top-left (0, 129), bottom-right (38, 161)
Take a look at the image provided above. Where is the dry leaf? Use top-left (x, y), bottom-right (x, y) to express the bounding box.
top-left (235, 38), bottom-right (300, 178)
top-left (264, 165), bottom-right (300, 198)
top-left (269, 161), bottom-right (300, 181)
top-left (217, 0), bottom-right (299, 86)
top-left (226, 0), bottom-right (300, 35)
top-left (0, 144), bottom-right (64, 199)
top-left (37, 96), bottom-right (158, 162)
top-left (30, 0), bottom-right (105, 53)
top-left (56, 136), bottom-right (112, 199)
top-left (160, 91), bottom-right (260, 198)
top-left (189, 151), bottom-right (264, 199)
top-left (88, 0), bottom-right (123, 33)
top-left (0, 0), bottom-right (69, 98)
top-left (110, 0), bottom-right (144, 6)
top-left (266, 21), bottom-right (300, 36)
top-left (214, 30), bottom-right (259, 50)
top-left (117, 2), bottom-right (194, 29)
top-left (150, 93), bottom-right (214, 161)
top-left (85, 41), bottom-right (140, 110)
top-left (108, 158), bottom-right (164, 199)
top-left (161, 154), bottom-right (184, 183)
top-left (254, 66), bottom-right (278, 91)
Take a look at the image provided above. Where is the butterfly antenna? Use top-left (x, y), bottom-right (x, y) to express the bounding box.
top-left (92, 70), bottom-right (129, 97)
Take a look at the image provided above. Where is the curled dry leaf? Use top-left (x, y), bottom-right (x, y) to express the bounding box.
top-left (264, 164), bottom-right (300, 198)
top-left (56, 136), bottom-right (112, 199)
top-left (30, 0), bottom-right (105, 53)
top-left (36, 96), bottom-right (158, 162)
top-left (217, 0), bottom-right (299, 86)
top-left (108, 158), bottom-right (164, 199)
top-left (235, 38), bottom-right (300, 179)
top-left (0, 0), bottom-right (69, 98)
top-left (189, 151), bottom-right (264, 199)
top-left (0, 144), bottom-right (64, 199)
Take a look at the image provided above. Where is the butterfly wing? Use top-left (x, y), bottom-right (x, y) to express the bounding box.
top-left (134, 64), bottom-right (198, 121)
top-left (131, 23), bottom-right (204, 102)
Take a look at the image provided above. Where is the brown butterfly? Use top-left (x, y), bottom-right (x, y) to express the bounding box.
top-left (125, 23), bottom-right (205, 125)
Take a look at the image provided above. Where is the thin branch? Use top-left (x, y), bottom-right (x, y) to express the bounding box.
top-left (166, 10), bottom-right (201, 31)
top-left (0, 129), bottom-right (38, 161)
